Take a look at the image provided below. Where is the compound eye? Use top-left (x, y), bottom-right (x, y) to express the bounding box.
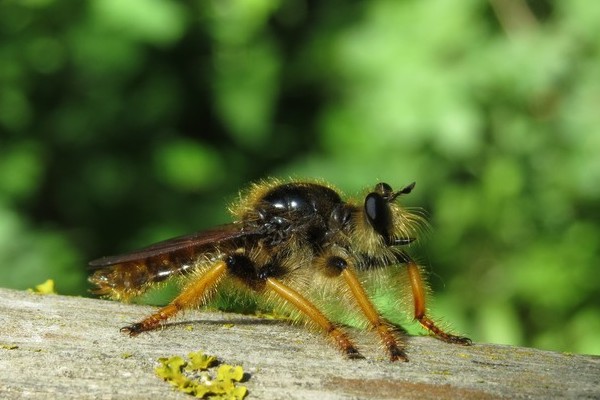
top-left (365, 192), bottom-right (392, 239)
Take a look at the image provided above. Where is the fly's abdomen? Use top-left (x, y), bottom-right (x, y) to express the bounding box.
top-left (89, 251), bottom-right (197, 300)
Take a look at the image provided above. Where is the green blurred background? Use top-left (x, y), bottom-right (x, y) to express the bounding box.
top-left (1, 0), bottom-right (599, 355)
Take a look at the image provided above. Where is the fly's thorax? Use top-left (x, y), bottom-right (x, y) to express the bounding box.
top-left (230, 178), bottom-right (342, 219)
top-left (234, 180), bottom-right (347, 249)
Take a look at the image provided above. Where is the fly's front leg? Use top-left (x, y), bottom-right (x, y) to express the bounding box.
top-left (405, 257), bottom-right (471, 345)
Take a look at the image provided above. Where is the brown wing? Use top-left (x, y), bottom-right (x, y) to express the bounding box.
top-left (88, 223), bottom-right (250, 268)
top-left (88, 223), bottom-right (258, 300)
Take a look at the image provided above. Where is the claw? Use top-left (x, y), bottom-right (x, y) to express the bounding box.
top-left (452, 336), bottom-right (473, 346)
top-left (345, 347), bottom-right (365, 360)
top-left (389, 347), bottom-right (409, 362)
top-left (120, 323), bottom-right (144, 336)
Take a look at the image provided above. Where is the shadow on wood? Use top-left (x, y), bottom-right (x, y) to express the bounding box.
top-left (0, 288), bottom-right (598, 399)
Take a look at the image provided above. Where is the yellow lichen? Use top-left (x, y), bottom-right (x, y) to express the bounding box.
top-left (155, 350), bottom-right (248, 399)
top-left (186, 351), bottom-right (218, 371)
top-left (29, 279), bottom-right (56, 294)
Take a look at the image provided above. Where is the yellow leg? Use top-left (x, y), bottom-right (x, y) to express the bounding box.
top-left (265, 277), bottom-right (363, 359)
top-left (122, 260), bottom-right (227, 335)
top-left (406, 260), bottom-right (471, 345)
top-left (341, 266), bottom-right (408, 361)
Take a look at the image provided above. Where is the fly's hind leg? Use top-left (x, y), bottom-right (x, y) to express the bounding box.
top-left (122, 259), bottom-right (228, 335)
top-left (404, 255), bottom-right (471, 345)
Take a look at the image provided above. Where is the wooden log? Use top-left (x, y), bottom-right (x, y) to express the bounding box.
top-left (0, 287), bottom-right (598, 399)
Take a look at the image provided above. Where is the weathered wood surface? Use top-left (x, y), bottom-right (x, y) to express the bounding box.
top-left (0, 287), bottom-right (598, 399)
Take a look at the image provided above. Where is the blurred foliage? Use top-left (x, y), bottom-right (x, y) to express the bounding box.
top-left (1, 0), bottom-right (599, 355)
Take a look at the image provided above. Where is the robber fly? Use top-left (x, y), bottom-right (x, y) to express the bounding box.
top-left (89, 179), bottom-right (471, 361)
